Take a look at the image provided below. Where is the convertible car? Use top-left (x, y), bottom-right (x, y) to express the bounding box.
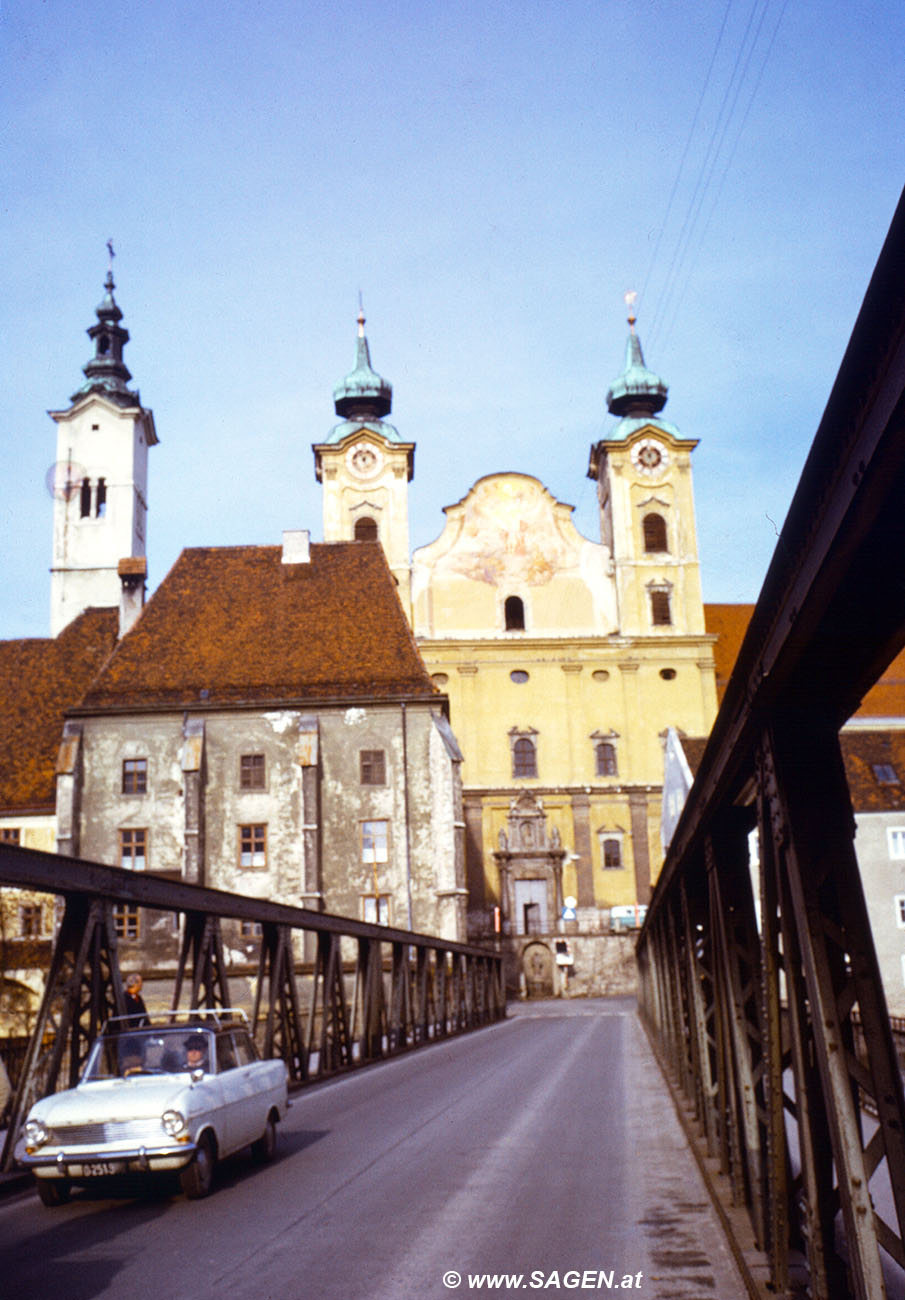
top-left (17, 1009), bottom-right (289, 1205)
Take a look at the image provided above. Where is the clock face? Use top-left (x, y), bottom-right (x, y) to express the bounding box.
top-left (631, 438), bottom-right (669, 478)
top-left (346, 442), bottom-right (383, 478)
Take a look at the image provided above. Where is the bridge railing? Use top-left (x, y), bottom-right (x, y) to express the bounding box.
top-left (638, 185), bottom-right (905, 1300)
top-left (0, 842), bottom-right (505, 1172)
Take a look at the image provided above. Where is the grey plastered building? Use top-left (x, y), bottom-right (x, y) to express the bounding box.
top-left (55, 536), bottom-right (467, 965)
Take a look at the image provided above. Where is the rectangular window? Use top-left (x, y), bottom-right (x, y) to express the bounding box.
top-left (122, 758), bottom-right (148, 794)
top-left (650, 590), bottom-right (672, 626)
top-left (361, 820), bottom-right (389, 864)
top-left (889, 828), bottom-right (905, 860)
top-left (114, 904), bottom-right (140, 940)
top-left (240, 920), bottom-right (263, 937)
top-left (360, 750), bottom-right (386, 785)
top-left (0, 827), bottom-right (21, 844)
top-left (120, 828), bottom-right (147, 870)
top-left (362, 894), bottom-right (391, 925)
top-left (874, 763), bottom-right (900, 784)
top-left (20, 904), bottom-right (42, 937)
top-left (240, 754), bottom-right (266, 790)
top-left (601, 836), bottom-right (623, 870)
top-left (896, 895), bottom-right (905, 928)
top-left (239, 824), bottom-right (267, 868)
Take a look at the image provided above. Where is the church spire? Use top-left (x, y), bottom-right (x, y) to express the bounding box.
top-left (332, 307), bottom-right (393, 420)
top-left (605, 295), bottom-right (668, 419)
top-left (71, 243), bottom-right (140, 408)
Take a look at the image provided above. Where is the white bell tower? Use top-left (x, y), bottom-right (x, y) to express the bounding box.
top-left (48, 258), bottom-right (157, 636)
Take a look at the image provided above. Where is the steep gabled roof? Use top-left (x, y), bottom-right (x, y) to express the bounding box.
top-left (0, 607), bottom-right (118, 813)
top-left (78, 542), bottom-right (436, 711)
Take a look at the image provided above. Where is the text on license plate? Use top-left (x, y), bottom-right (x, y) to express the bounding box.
top-left (81, 1161), bottom-right (119, 1176)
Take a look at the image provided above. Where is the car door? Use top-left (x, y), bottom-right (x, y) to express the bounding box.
top-left (213, 1031), bottom-right (244, 1154)
top-left (230, 1029), bottom-right (267, 1147)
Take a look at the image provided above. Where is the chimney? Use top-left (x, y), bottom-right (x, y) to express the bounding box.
top-left (118, 556), bottom-right (147, 637)
top-left (282, 530), bottom-right (311, 565)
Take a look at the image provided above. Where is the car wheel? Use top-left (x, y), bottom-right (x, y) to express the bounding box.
top-left (251, 1115), bottom-right (277, 1164)
top-left (180, 1132), bottom-right (216, 1199)
top-left (36, 1178), bottom-right (71, 1207)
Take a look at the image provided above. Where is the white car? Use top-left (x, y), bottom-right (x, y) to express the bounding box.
top-left (17, 1009), bottom-right (289, 1205)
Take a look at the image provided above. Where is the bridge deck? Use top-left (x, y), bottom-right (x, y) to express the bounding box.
top-left (0, 999), bottom-right (748, 1300)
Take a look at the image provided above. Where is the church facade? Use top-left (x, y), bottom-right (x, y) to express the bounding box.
top-left (313, 305), bottom-right (719, 952)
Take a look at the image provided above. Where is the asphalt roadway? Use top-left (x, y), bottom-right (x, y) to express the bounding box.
top-left (0, 998), bottom-right (746, 1299)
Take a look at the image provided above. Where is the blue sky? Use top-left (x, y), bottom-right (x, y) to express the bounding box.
top-left (2, 0), bottom-right (903, 638)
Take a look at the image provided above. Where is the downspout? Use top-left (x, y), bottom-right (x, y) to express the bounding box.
top-left (401, 702), bottom-right (414, 930)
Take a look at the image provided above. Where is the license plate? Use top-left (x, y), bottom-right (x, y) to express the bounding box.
top-left (81, 1161), bottom-right (120, 1177)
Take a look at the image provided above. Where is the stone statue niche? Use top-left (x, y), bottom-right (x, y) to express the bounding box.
top-left (493, 792), bottom-right (566, 935)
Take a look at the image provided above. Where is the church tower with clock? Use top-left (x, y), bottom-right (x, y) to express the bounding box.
top-left (312, 311), bottom-right (415, 613)
top-left (588, 305), bottom-right (706, 640)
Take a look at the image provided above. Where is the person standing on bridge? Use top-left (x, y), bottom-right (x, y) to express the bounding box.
top-left (123, 973), bottom-right (149, 1028)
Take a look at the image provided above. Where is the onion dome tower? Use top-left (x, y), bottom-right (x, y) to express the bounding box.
top-left (48, 251), bottom-right (157, 636)
top-left (588, 297), bottom-right (703, 639)
top-left (313, 309), bottom-right (415, 614)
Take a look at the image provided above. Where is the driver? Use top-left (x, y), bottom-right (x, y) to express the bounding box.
top-left (184, 1033), bottom-right (209, 1072)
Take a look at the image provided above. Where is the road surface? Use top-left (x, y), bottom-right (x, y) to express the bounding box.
top-left (0, 998), bottom-right (745, 1299)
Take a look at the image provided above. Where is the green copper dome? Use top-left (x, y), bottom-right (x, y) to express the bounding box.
top-left (333, 311), bottom-right (393, 420)
top-left (605, 316), bottom-right (668, 418)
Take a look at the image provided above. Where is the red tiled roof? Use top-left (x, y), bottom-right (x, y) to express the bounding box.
top-left (79, 543), bottom-right (436, 710)
top-left (704, 604), bottom-right (905, 719)
top-left (0, 607), bottom-right (118, 813)
top-left (704, 604), bottom-right (755, 703)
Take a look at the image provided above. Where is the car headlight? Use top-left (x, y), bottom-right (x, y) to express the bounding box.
top-left (162, 1109), bottom-right (186, 1138)
top-left (24, 1118), bottom-right (49, 1148)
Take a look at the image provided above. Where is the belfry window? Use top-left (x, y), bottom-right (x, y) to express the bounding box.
top-left (95, 478), bottom-right (107, 517)
top-left (642, 512), bottom-right (668, 553)
top-left (354, 517), bottom-right (378, 541)
top-left (650, 587), bottom-right (672, 626)
top-left (80, 477), bottom-right (92, 518)
top-left (504, 595), bottom-right (525, 631)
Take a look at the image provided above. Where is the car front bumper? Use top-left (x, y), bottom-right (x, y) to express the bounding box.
top-left (19, 1142), bottom-right (198, 1177)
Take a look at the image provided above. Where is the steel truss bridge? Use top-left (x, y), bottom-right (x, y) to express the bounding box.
top-left (638, 186), bottom-right (905, 1298)
top-left (0, 843), bottom-right (505, 1172)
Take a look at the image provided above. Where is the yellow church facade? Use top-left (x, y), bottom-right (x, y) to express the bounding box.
top-left (315, 307), bottom-right (718, 941)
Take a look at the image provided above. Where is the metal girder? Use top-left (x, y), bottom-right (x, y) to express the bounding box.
top-left (308, 931), bottom-right (351, 1075)
top-left (763, 719), bottom-right (905, 1297)
top-left (171, 912), bottom-right (231, 1012)
top-left (253, 923), bottom-right (307, 1083)
top-left (1, 896), bottom-right (124, 1170)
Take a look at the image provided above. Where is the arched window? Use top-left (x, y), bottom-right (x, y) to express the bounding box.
top-left (80, 477), bottom-right (92, 518)
top-left (642, 512), bottom-right (668, 553)
top-left (354, 516), bottom-right (378, 541)
top-left (95, 478), bottom-right (106, 518)
top-left (512, 736), bottom-right (537, 778)
top-left (504, 595), bottom-right (525, 631)
top-left (595, 741), bottom-right (617, 777)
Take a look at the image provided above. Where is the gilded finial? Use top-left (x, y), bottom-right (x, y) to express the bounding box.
top-left (624, 290), bottom-right (638, 331)
top-left (358, 290), bottom-right (365, 338)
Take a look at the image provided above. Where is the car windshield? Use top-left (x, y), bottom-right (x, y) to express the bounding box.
top-left (83, 1027), bottom-right (215, 1080)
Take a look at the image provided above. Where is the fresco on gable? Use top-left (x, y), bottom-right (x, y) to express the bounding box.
top-left (434, 476), bottom-right (583, 588)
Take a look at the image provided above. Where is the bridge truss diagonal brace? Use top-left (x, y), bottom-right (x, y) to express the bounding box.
top-left (171, 912), bottom-right (231, 1012)
top-left (1, 896), bottom-right (125, 1171)
top-left (253, 922), bottom-right (307, 1083)
top-left (763, 718), bottom-right (905, 1299)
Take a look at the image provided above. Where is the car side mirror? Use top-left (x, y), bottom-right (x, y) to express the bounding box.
top-left (190, 1067), bottom-right (204, 1083)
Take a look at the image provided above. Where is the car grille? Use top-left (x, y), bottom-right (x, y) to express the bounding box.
top-left (50, 1119), bottom-right (166, 1147)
